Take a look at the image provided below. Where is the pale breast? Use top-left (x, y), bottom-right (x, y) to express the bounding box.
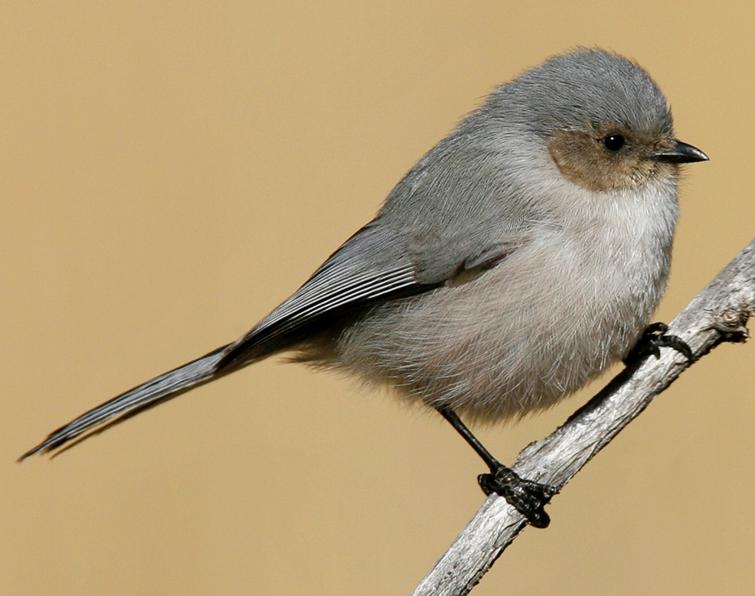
top-left (330, 178), bottom-right (678, 422)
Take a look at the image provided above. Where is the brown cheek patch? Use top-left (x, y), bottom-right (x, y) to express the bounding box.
top-left (548, 129), bottom-right (660, 192)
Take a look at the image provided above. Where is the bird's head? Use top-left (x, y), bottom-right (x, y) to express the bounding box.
top-left (489, 48), bottom-right (708, 192)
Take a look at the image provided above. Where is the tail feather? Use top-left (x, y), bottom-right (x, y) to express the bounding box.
top-left (19, 344), bottom-right (231, 460)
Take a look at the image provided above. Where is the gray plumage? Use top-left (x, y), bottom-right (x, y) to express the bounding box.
top-left (23, 48), bottom-right (702, 458)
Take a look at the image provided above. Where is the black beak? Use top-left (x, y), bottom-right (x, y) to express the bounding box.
top-left (653, 140), bottom-right (709, 164)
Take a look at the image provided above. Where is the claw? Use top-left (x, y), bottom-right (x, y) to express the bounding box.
top-left (478, 466), bottom-right (556, 529)
top-left (625, 322), bottom-right (693, 366)
top-left (657, 333), bottom-right (694, 361)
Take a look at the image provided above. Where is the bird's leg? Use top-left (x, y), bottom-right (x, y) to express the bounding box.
top-left (624, 321), bottom-right (693, 367)
top-left (436, 406), bottom-right (555, 529)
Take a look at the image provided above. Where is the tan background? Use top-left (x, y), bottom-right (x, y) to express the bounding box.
top-left (2, 2), bottom-right (753, 595)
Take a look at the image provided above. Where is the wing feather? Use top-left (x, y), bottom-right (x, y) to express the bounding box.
top-left (215, 224), bottom-right (425, 370)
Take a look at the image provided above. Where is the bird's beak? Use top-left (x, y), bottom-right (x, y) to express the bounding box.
top-left (652, 140), bottom-right (709, 164)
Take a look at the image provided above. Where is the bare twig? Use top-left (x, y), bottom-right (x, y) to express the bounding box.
top-left (413, 238), bottom-right (754, 596)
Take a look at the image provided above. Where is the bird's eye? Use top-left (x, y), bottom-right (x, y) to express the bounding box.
top-left (603, 134), bottom-right (625, 151)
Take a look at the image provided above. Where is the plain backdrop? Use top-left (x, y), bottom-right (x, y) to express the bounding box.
top-left (2, 2), bottom-right (753, 595)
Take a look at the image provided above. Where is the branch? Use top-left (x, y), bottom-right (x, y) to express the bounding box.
top-left (413, 238), bottom-right (754, 596)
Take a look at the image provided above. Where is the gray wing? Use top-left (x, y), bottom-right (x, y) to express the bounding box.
top-left (216, 215), bottom-right (527, 371)
top-left (216, 222), bottom-right (427, 370)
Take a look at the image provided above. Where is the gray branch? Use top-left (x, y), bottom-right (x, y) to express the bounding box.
top-left (412, 238), bottom-right (754, 596)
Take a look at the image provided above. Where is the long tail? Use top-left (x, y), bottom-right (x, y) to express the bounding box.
top-left (19, 344), bottom-right (232, 460)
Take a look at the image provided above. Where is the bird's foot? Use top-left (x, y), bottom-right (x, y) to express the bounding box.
top-left (478, 465), bottom-right (556, 529)
top-left (624, 322), bottom-right (693, 367)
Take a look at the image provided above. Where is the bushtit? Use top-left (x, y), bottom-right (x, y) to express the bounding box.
top-left (22, 48), bottom-right (708, 527)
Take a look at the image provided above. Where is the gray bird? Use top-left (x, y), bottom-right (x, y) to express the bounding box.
top-left (22, 48), bottom-right (708, 527)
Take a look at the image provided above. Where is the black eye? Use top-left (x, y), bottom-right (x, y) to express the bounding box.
top-left (603, 134), bottom-right (625, 151)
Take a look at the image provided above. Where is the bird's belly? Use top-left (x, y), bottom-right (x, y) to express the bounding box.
top-left (333, 235), bottom-right (669, 421)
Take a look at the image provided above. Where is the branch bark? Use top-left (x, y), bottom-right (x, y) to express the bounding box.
top-left (412, 238), bottom-right (755, 596)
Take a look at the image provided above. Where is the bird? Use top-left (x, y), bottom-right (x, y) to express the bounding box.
top-left (21, 48), bottom-right (708, 528)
